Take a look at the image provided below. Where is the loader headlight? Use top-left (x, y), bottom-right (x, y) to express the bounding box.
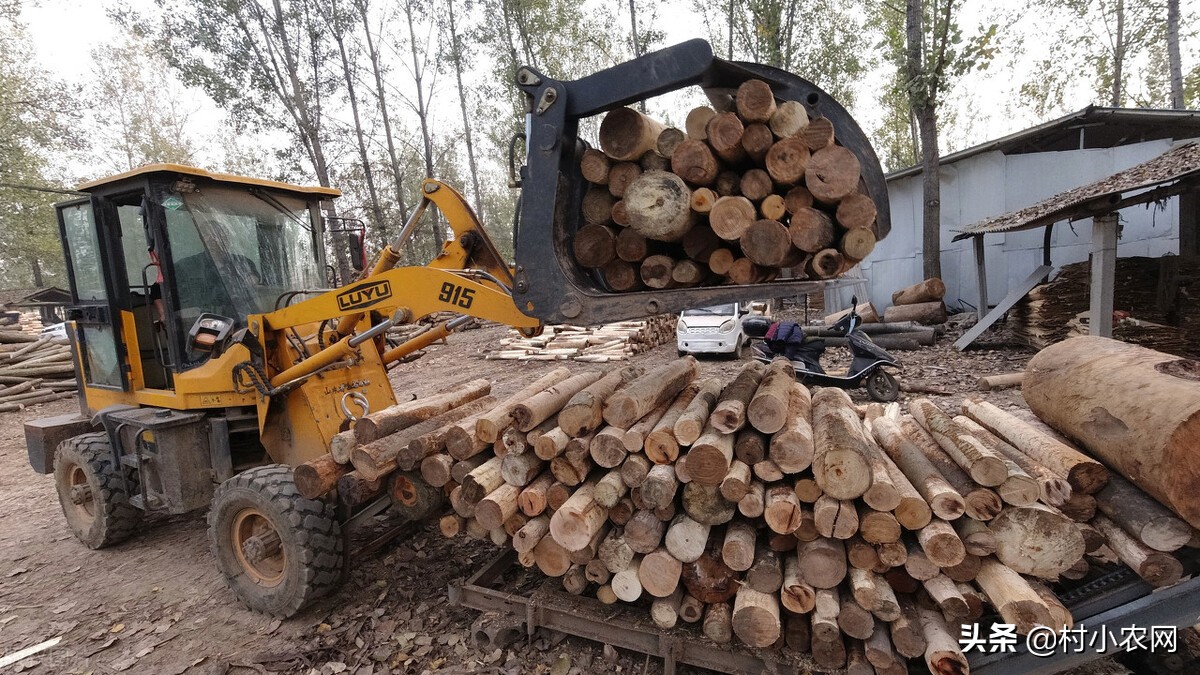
top-left (719, 319), bottom-right (736, 333)
top-left (677, 321), bottom-right (688, 333)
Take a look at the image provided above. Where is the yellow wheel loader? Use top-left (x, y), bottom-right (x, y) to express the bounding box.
top-left (24, 39), bottom-right (889, 616)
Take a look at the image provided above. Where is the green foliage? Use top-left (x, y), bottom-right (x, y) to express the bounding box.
top-left (89, 39), bottom-right (198, 172)
top-left (0, 18), bottom-right (79, 288)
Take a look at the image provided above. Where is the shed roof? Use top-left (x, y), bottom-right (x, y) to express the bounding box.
top-left (0, 287), bottom-right (70, 307)
top-left (888, 106), bottom-right (1200, 180)
top-left (951, 142), bottom-right (1200, 242)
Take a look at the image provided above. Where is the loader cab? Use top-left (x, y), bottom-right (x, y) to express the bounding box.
top-left (59, 165), bottom-right (337, 400)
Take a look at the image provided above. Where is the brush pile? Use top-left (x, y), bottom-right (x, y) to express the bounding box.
top-left (295, 358), bottom-right (1194, 673)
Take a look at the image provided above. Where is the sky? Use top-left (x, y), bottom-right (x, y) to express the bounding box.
top-left (16, 0), bottom-right (1194, 182)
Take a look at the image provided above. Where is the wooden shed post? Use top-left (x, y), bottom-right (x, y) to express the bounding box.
top-left (972, 235), bottom-right (989, 320)
top-left (1089, 214), bottom-right (1118, 338)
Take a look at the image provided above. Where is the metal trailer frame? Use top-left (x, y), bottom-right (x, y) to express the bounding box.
top-left (450, 550), bottom-right (1200, 675)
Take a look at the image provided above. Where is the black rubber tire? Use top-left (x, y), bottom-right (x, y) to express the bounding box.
top-left (866, 369), bottom-right (900, 402)
top-left (208, 465), bottom-right (343, 618)
top-left (53, 432), bottom-right (142, 549)
top-left (736, 339), bottom-right (750, 359)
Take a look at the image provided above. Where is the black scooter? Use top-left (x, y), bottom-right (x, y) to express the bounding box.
top-left (743, 297), bottom-right (902, 402)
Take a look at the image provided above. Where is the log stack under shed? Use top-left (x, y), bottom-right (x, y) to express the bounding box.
top-left (0, 313), bottom-right (77, 412)
top-left (575, 79), bottom-right (885, 292)
top-left (296, 347), bottom-right (1198, 672)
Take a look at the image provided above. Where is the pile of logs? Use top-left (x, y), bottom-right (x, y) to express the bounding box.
top-left (884, 278), bottom-right (947, 326)
top-left (0, 318), bottom-right (77, 412)
top-left (294, 354), bottom-right (1196, 672)
top-left (1008, 257), bottom-right (1200, 357)
top-left (799, 321), bottom-right (938, 351)
top-left (483, 316), bottom-right (677, 363)
top-left (575, 78), bottom-right (884, 292)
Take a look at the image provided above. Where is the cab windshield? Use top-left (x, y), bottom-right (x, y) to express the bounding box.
top-left (162, 185), bottom-right (324, 330)
top-left (683, 304), bottom-right (736, 316)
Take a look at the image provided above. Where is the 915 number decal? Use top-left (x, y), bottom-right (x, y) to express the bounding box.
top-left (438, 281), bottom-right (475, 309)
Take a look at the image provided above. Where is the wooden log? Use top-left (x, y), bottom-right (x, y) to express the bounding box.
top-left (708, 195), bottom-right (757, 241)
top-left (513, 514), bottom-right (550, 554)
top-left (865, 625), bottom-right (900, 673)
top-left (354, 378), bottom-right (491, 444)
top-left (580, 147), bottom-right (611, 184)
top-left (625, 509), bottom-right (666, 554)
top-left (673, 377), bottom-right (723, 446)
top-left (500, 451), bottom-right (544, 488)
top-left (1092, 514), bottom-right (1183, 587)
top-left (614, 228), bottom-right (648, 265)
top-left (639, 463), bottom-right (679, 511)
top-left (788, 207), bottom-right (835, 254)
top-left (604, 357), bottom-right (697, 429)
top-left (741, 124), bottom-right (775, 165)
top-left (582, 185), bottom-right (616, 225)
top-left (439, 513), bottom-right (465, 538)
top-left (656, 126), bottom-right (686, 159)
top-left (759, 194), bottom-right (787, 222)
top-left (681, 225), bottom-right (721, 264)
top-left (1023, 338), bottom-right (1199, 511)
top-left (599, 107), bottom-right (665, 161)
top-left (517, 472), bottom-right (555, 516)
top-left (917, 605), bottom-right (970, 675)
top-left (649, 587), bottom-right (683, 629)
top-left (512, 371), bottom-right (603, 432)
top-left (977, 372), bottom-right (1024, 391)
top-left (962, 397), bottom-right (1109, 495)
top-left (419, 453), bottom-right (456, 488)
top-left (461, 456), bottom-right (505, 504)
top-left (639, 546), bottom-right (683, 598)
top-left (685, 105), bottom-right (717, 140)
top-left (589, 425), bottom-right (630, 469)
top-left (1094, 474), bottom-right (1191, 552)
top-left (550, 481), bottom-right (608, 551)
top-left (764, 485), bottom-right (804, 534)
top-left (703, 602), bottom-right (733, 644)
top-left (689, 187), bottom-right (717, 214)
top-left (354, 395), bottom-right (499, 478)
top-left (973, 556), bottom-right (1055, 634)
top-left (836, 193), bottom-right (879, 231)
top-left (813, 494), bottom-right (854, 539)
top-left (624, 401), bottom-right (670, 452)
top-left (738, 169), bottom-right (774, 202)
top-left (611, 556), bottom-right (644, 601)
top-left (765, 137), bottom-right (810, 185)
top-left (952, 516), bottom-right (997, 557)
top-left (572, 223), bottom-right (618, 268)
top-left (533, 426), bottom-right (571, 460)
top-left (916, 517), bottom-right (966, 568)
top-left (847, 536), bottom-right (881, 570)
top-left (747, 358), bottom-right (796, 437)
top-left (840, 228), bottom-right (876, 262)
top-left (793, 476), bottom-right (822, 503)
top-left (732, 586), bottom-right (782, 648)
top-left (707, 247), bottom-right (735, 275)
top-left (768, 100), bottom-right (808, 138)
top-left (805, 145), bottom-right (859, 203)
top-left (594, 468), bottom-right (629, 509)
top-left (337, 470), bottom-right (382, 507)
top-left (858, 506), bottom-right (900, 544)
top-left (955, 415), bottom-right (1072, 507)
top-left (952, 415), bottom-right (1041, 506)
top-left (891, 278), bottom-right (946, 306)
top-left (619, 452), bottom-right (652, 489)
top-left (882, 301), bottom-right (947, 325)
top-left (871, 417), bottom-right (964, 521)
top-left (728, 257), bottom-right (771, 284)
top-left (670, 139), bottom-right (719, 186)
top-left (738, 481), bottom-right (766, 518)
top-left (473, 368), bottom-right (571, 443)
top-left (598, 259), bottom-right (641, 291)
top-left (735, 79), bottom-right (777, 123)
top-left (665, 514), bottom-right (710, 564)
top-left (780, 553), bottom-right (816, 614)
top-left (684, 544), bottom-right (739, 603)
top-left (797, 537), bottom-right (846, 589)
top-left (624, 171), bottom-right (695, 242)
top-left (687, 422), bottom-right (736, 487)
top-left (557, 365), bottom-right (644, 438)
top-left (718, 459), bottom-right (752, 503)
top-left (389, 472), bottom-right (444, 522)
top-left (811, 387), bottom-right (873, 499)
top-left (476, 484), bottom-right (521, 530)
top-left (941, 553), bottom-right (980, 583)
top-left (294, 454), bottom-right (351, 499)
top-left (682, 482), bottom-right (736, 526)
top-left (801, 116), bottom-right (834, 150)
top-left (811, 587), bottom-right (842, 643)
top-left (902, 417), bottom-right (1002, 521)
top-left (910, 397), bottom-right (1008, 487)
top-left (721, 519), bottom-right (757, 572)
top-left (706, 112), bottom-right (746, 163)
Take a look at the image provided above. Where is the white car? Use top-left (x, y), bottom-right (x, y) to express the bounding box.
top-left (676, 303), bottom-right (756, 357)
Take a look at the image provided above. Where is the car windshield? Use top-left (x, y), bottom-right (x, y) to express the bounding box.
top-left (683, 304), bottom-right (735, 316)
top-left (162, 185), bottom-right (324, 329)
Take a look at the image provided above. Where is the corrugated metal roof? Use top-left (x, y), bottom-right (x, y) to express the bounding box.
top-left (888, 106), bottom-right (1200, 180)
top-left (951, 141), bottom-right (1200, 241)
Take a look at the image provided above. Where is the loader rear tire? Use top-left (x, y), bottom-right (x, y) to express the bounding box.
top-left (53, 432), bottom-right (142, 549)
top-left (209, 465), bottom-right (343, 617)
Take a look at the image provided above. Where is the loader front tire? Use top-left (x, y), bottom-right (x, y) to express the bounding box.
top-left (209, 465), bottom-right (343, 617)
top-left (53, 432), bottom-right (142, 549)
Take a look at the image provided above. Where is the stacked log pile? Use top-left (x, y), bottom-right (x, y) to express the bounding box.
top-left (296, 355), bottom-right (1197, 672)
top-left (482, 316), bottom-right (677, 363)
top-left (0, 316), bottom-right (77, 412)
top-left (1007, 257), bottom-right (1200, 357)
top-left (884, 278), bottom-right (947, 326)
top-left (576, 79), bottom-right (884, 292)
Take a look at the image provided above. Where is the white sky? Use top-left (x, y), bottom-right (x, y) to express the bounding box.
top-left (17, 0), bottom-right (1195, 182)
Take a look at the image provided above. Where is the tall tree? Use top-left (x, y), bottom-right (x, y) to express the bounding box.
top-left (440, 0), bottom-right (485, 218)
top-left (320, 0), bottom-right (389, 244)
top-left (1167, 0), bottom-right (1184, 108)
top-left (90, 40), bottom-right (197, 172)
top-left (356, 0), bottom-right (412, 235)
top-left (125, 0), bottom-right (355, 283)
top-left (398, 0), bottom-right (444, 250)
top-left (0, 17), bottom-right (79, 288)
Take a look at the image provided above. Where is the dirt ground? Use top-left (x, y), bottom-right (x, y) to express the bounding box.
top-left (0, 319), bottom-right (1149, 674)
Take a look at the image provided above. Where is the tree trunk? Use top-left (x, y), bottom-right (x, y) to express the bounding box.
top-left (1094, 474), bottom-right (1191, 552)
top-left (604, 357), bottom-right (698, 429)
top-left (446, 0), bottom-right (484, 215)
top-left (1168, 0), bottom-right (1184, 108)
top-left (732, 586), bottom-right (782, 648)
top-left (404, 0), bottom-right (442, 250)
top-left (973, 556), bottom-right (1054, 634)
top-left (811, 388), bottom-right (873, 499)
top-left (358, 0), bottom-right (411, 236)
top-left (882, 301), bottom-right (946, 325)
top-left (473, 367), bottom-right (571, 443)
top-left (1091, 514), bottom-right (1183, 587)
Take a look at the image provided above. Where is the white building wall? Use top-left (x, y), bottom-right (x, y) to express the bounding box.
top-left (853, 139), bottom-right (1180, 314)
